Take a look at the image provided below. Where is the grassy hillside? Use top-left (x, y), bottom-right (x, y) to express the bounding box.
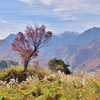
top-left (0, 66), bottom-right (100, 100)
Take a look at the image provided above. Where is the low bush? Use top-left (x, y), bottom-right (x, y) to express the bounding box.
top-left (0, 66), bottom-right (50, 83)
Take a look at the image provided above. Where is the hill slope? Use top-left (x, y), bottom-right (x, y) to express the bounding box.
top-left (0, 27), bottom-right (100, 72)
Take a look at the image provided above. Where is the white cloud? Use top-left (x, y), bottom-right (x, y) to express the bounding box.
top-left (19, 0), bottom-right (100, 20)
top-left (20, 0), bottom-right (34, 5)
top-left (39, 0), bottom-right (100, 20)
top-left (61, 15), bottom-right (75, 20)
top-left (39, 0), bottom-right (52, 5)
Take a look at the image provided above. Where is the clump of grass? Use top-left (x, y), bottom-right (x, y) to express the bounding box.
top-left (0, 66), bottom-right (50, 83)
top-left (0, 67), bottom-right (100, 100)
top-left (0, 66), bottom-right (33, 83)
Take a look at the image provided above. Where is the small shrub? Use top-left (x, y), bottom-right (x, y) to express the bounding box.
top-left (48, 58), bottom-right (71, 74)
top-left (0, 66), bottom-right (35, 83)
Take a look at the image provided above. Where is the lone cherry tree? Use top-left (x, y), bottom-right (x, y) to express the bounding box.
top-left (12, 25), bottom-right (52, 71)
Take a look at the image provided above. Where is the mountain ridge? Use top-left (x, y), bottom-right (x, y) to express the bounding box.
top-left (0, 27), bottom-right (100, 72)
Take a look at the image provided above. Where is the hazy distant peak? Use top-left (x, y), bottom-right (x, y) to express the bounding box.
top-left (91, 27), bottom-right (100, 30)
top-left (5, 33), bottom-right (16, 43)
top-left (84, 27), bottom-right (100, 33)
top-left (58, 31), bottom-right (79, 37)
top-left (8, 33), bottom-right (16, 36)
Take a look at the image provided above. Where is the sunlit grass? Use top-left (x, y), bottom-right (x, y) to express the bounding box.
top-left (0, 66), bottom-right (100, 100)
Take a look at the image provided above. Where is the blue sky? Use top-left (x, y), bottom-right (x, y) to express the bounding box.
top-left (0, 0), bottom-right (100, 39)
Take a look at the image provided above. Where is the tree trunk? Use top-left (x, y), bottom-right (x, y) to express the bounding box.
top-left (23, 48), bottom-right (37, 71)
top-left (24, 59), bottom-right (29, 71)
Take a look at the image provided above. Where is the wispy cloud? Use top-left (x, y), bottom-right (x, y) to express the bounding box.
top-left (0, 0), bottom-right (100, 39)
top-left (0, 19), bottom-right (28, 39)
top-left (39, 0), bottom-right (52, 5)
top-left (0, 19), bottom-right (50, 39)
top-left (17, 0), bottom-right (100, 21)
top-left (19, 0), bottom-right (100, 20)
top-left (0, 20), bottom-right (9, 24)
top-left (19, 0), bottom-right (34, 5)
top-left (39, 0), bottom-right (100, 20)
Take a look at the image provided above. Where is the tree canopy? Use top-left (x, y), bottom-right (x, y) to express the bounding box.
top-left (12, 24), bottom-right (52, 71)
top-left (48, 58), bottom-right (71, 74)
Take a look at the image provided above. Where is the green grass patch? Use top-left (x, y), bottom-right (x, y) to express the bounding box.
top-left (0, 66), bottom-right (100, 100)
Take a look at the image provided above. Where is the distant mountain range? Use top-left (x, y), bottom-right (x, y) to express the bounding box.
top-left (0, 27), bottom-right (100, 72)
